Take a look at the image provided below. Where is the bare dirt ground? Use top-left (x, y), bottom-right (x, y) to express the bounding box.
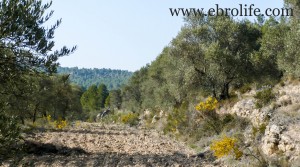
top-left (2, 123), bottom-right (217, 167)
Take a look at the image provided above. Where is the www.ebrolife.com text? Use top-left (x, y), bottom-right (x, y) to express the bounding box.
top-left (170, 4), bottom-right (293, 17)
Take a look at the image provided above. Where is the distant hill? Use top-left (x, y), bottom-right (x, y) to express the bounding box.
top-left (57, 67), bottom-right (133, 90)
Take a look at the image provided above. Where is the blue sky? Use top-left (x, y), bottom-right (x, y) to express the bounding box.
top-left (49, 0), bottom-right (284, 72)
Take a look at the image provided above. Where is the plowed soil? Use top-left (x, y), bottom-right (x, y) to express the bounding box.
top-left (2, 123), bottom-right (217, 167)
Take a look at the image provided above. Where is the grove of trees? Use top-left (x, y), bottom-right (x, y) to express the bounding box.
top-left (2, 0), bottom-right (300, 163)
top-left (0, 0), bottom-right (79, 157)
top-left (117, 0), bottom-right (300, 114)
top-left (80, 84), bottom-right (109, 111)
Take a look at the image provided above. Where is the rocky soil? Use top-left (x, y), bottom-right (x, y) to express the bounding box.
top-left (5, 82), bottom-right (300, 166)
top-left (2, 123), bottom-right (217, 167)
top-left (224, 82), bottom-right (300, 166)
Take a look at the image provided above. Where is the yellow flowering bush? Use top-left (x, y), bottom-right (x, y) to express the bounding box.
top-left (44, 115), bottom-right (54, 128)
top-left (44, 115), bottom-right (68, 129)
top-left (210, 135), bottom-right (243, 159)
top-left (195, 97), bottom-right (218, 112)
top-left (54, 119), bottom-right (68, 129)
top-left (195, 97), bottom-right (221, 134)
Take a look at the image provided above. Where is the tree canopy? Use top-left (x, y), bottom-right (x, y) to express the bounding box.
top-left (171, 15), bottom-right (262, 99)
top-left (118, 8), bottom-right (300, 113)
top-left (0, 0), bottom-right (77, 156)
top-left (57, 67), bottom-right (132, 90)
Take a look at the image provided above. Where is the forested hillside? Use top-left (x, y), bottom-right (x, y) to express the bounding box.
top-left (57, 67), bottom-right (132, 90)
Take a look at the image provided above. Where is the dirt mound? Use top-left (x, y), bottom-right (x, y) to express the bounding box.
top-left (2, 123), bottom-right (217, 167)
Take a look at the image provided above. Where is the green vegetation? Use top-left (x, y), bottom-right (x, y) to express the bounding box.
top-left (239, 84), bottom-right (252, 94)
top-left (81, 84), bottom-right (109, 111)
top-left (120, 112), bottom-right (139, 126)
top-left (106, 89), bottom-right (122, 109)
top-left (79, 3), bottom-right (300, 164)
top-left (0, 0), bottom-right (77, 157)
top-left (57, 67), bottom-right (132, 90)
top-left (252, 123), bottom-right (267, 138)
top-left (0, 113), bottom-right (20, 158)
top-left (163, 102), bottom-right (188, 134)
top-left (2, 0), bottom-right (300, 166)
top-left (119, 15), bottom-right (280, 114)
top-left (254, 88), bottom-right (275, 108)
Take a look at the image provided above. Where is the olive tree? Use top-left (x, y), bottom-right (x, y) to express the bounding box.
top-left (170, 15), bottom-right (261, 99)
top-left (0, 0), bottom-right (75, 156)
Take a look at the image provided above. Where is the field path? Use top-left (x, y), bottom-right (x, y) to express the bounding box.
top-left (4, 123), bottom-right (217, 167)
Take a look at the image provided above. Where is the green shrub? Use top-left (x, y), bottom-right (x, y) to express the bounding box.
top-left (254, 88), bottom-right (275, 108)
top-left (83, 109), bottom-right (101, 122)
top-left (100, 111), bottom-right (121, 123)
top-left (0, 113), bottom-right (21, 159)
top-left (252, 123), bottom-right (267, 138)
top-left (121, 112), bottom-right (139, 126)
top-left (187, 113), bottom-right (250, 144)
top-left (221, 114), bottom-right (250, 133)
top-left (279, 80), bottom-right (285, 87)
top-left (239, 84), bottom-right (252, 94)
top-left (258, 124), bottom-right (267, 134)
top-left (163, 102), bottom-right (188, 134)
top-left (222, 114), bottom-right (235, 125)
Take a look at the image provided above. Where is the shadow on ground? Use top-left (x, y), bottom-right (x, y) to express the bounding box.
top-left (3, 141), bottom-right (214, 167)
top-left (24, 141), bottom-right (89, 156)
